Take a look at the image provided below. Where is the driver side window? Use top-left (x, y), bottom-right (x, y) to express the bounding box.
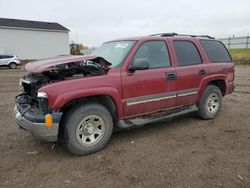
top-left (132, 41), bottom-right (171, 68)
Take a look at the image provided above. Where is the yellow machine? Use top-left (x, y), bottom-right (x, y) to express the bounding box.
top-left (70, 43), bottom-right (84, 55)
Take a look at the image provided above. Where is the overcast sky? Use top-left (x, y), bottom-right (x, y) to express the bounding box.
top-left (1, 0), bottom-right (250, 46)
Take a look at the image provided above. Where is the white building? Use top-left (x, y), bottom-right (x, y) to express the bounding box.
top-left (0, 18), bottom-right (70, 59)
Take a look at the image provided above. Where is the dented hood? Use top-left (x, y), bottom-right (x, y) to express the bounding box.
top-left (24, 55), bottom-right (112, 73)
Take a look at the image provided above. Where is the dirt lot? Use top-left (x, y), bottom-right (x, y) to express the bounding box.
top-left (0, 66), bottom-right (249, 188)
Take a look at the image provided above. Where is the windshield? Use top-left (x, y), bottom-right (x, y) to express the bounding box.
top-left (92, 40), bottom-right (136, 67)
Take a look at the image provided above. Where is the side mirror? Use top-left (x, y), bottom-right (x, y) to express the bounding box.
top-left (129, 58), bottom-right (150, 72)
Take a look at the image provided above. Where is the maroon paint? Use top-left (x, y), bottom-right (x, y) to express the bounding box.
top-left (26, 36), bottom-right (234, 120)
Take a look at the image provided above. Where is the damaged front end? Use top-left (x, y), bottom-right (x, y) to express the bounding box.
top-left (15, 83), bottom-right (62, 142)
top-left (14, 55), bottom-right (110, 142)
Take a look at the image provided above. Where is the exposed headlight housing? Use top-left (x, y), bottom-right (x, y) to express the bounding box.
top-left (37, 91), bottom-right (48, 98)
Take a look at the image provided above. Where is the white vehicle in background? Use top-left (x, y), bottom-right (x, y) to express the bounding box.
top-left (0, 55), bottom-right (21, 69)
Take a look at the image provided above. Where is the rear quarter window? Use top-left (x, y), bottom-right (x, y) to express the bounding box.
top-left (200, 40), bottom-right (232, 62)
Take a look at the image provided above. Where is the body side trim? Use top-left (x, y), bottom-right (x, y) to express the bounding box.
top-left (178, 88), bottom-right (198, 97)
top-left (126, 92), bottom-right (177, 106)
top-left (125, 88), bottom-right (198, 106)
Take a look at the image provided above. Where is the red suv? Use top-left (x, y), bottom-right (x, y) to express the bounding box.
top-left (14, 33), bottom-right (234, 155)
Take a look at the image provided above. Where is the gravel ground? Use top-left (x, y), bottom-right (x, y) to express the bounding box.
top-left (0, 66), bottom-right (249, 188)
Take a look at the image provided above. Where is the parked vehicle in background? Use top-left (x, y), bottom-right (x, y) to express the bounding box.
top-left (0, 55), bottom-right (21, 69)
top-left (14, 33), bottom-right (234, 155)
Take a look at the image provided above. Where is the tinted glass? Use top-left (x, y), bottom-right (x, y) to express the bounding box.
top-left (200, 40), bottom-right (232, 62)
top-left (174, 41), bottom-right (202, 66)
top-left (1, 55), bottom-right (13, 59)
top-left (133, 41), bottom-right (171, 68)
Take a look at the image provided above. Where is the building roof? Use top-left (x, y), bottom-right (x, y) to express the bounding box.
top-left (0, 18), bottom-right (70, 32)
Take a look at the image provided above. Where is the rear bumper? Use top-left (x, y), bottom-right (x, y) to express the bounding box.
top-left (14, 105), bottom-right (62, 142)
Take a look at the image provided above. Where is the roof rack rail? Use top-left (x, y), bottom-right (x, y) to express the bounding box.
top-left (150, 32), bottom-right (178, 37)
top-left (149, 33), bottom-right (215, 39)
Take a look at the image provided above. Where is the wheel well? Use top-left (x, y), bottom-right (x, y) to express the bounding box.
top-left (60, 95), bottom-right (118, 122)
top-left (207, 80), bottom-right (226, 96)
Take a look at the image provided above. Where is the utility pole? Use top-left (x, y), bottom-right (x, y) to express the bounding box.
top-left (75, 29), bottom-right (78, 43)
top-left (247, 33), bottom-right (249, 49)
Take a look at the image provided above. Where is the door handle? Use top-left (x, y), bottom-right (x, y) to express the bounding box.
top-left (198, 69), bottom-right (206, 75)
top-left (166, 72), bottom-right (177, 80)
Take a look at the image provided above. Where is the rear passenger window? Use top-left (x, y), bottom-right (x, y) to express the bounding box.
top-left (133, 41), bottom-right (171, 68)
top-left (200, 40), bottom-right (232, 62)
top-left (174, 41), bottom-right (202, 66)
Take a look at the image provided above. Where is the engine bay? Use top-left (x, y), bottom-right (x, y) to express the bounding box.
top-left (16, 59), bottom-right (110, 114)
top-left (21, 60), bottom-right (107, 98)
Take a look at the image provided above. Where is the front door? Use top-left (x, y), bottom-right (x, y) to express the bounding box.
top-left (121, 40), bottom-right (177, 118)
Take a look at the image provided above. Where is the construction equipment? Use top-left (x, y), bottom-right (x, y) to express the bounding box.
top-left (70, 43), bottom-right (84, 55)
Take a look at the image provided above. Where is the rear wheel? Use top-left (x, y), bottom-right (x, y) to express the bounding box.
top-left (9, 62), bottom-right (17, 69)
top-left (198, 85), bottom-right (222, 119)
top-left (63, 103), bottom-right (113, 155)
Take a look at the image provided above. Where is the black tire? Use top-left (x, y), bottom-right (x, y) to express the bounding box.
top-left (197, 85), bottom-right (222, 119)
top-left (9, 62), bottom-right (17, 69)
top-left (63, 103), bottom-right (113, 155)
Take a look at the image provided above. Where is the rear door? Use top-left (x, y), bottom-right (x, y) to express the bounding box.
top-left (121, 40), bottom-right (177, 117)
top-left (171, 39), bottom-right (208, 107)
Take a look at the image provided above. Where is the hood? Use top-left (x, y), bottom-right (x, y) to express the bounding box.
top-left (24, 55), bottom-right (112, 73)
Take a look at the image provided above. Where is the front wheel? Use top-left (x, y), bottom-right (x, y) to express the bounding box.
top-left (63, 103), bottom-right (113, 155)
top-left (198, 85), bottom-right (222, 119)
